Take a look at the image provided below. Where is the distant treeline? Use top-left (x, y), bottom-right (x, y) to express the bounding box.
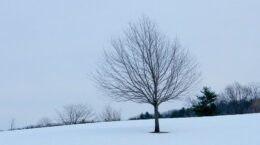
top-left (130, 82), bottom-right (260, 120)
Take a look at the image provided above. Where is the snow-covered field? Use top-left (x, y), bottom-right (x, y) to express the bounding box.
top-left (1, 113), bottom-right (260, 145)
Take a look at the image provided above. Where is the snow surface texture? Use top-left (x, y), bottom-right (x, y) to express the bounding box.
top-left (1, 113), bottom-right (259, 145)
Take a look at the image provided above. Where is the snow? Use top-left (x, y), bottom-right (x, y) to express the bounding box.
top-left (1, 113), bottom-right (260, 145)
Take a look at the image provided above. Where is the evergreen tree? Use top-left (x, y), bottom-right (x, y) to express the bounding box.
top-left (192, 87), bottom-right (218, 116)
top-left (144, 112), bottom-right (152, 119)
top-left (140, 113), bottom-right (145, 119)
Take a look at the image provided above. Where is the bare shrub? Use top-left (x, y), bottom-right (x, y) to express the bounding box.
top-left (57, 104), bottom-right (94, 125)
top-left (37, 117), bottom-right (52, 127)
top-left (100, 105), bottom-right (121, 122)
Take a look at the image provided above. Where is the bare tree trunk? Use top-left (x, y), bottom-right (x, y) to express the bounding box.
top-left (153, 105), bottom-right (160, 133)
top-left (9, 118), bottom-right (15, 131)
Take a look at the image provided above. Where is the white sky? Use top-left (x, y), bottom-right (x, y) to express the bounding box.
top-left (0, 0), bottom-right (260, 129)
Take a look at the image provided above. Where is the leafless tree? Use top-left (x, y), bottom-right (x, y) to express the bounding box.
top-left (96, 17), bottom-right (199, 133)
top-left (57, 104), bottom-right (94, 125)
top-left (37, 117), bottom-right (52, 127)
top-left (9, 118), bottom-right (15, 131)
top-left (217, 83), bottom-right (260, 114)
top-left (219, 82), bottom-right (260, 102)
top-left (100, 105), bottom-right (121, 122)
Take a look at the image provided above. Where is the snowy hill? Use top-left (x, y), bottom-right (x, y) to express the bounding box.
top-left (1, 113), bottom-right (260, 145)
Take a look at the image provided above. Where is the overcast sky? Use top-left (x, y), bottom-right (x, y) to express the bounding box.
top-left (0, 0), bottom-right (259, 130)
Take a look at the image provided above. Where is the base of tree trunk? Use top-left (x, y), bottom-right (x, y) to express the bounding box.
top-left (150, 131), bottom-right (169, 133)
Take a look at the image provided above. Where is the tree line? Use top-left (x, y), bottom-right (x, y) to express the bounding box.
top-left (130, 82), bottom-right (260, 120)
